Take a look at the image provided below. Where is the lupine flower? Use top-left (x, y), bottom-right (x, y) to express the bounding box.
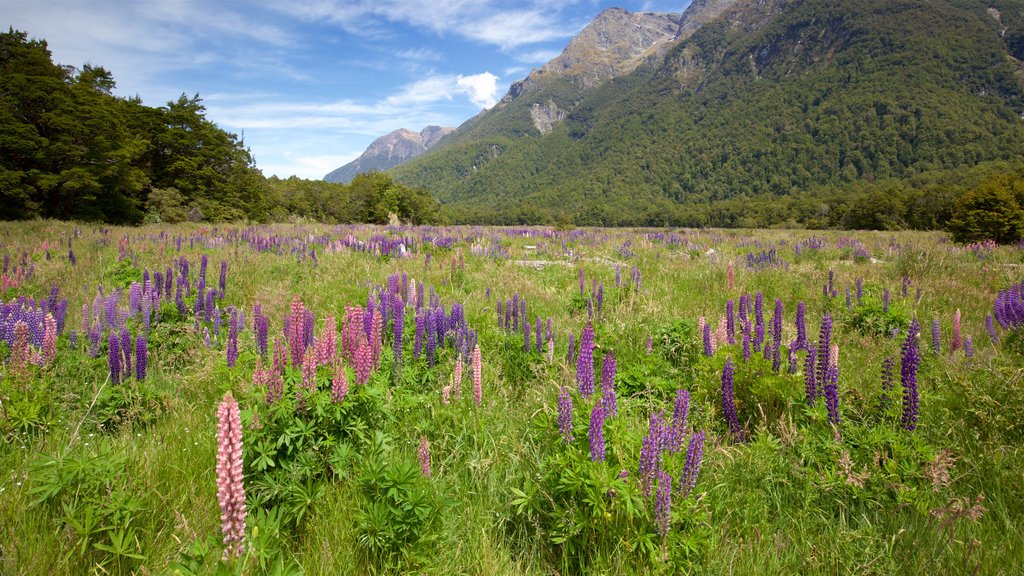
top-left (669, 389), bottom-right (690, 453)
top-left (715, 316), bottom-right (727, 350)
top-left (964, 335), bottom-right (974, 358)
top-left (815, 314), bottom-right (832, 399)
top-left (576, 322), bottom-right (595, 397)
top-left (370, 308), bottom-right (383, 369)
top-left (856, 278), bottom-right (863, 304)
top-left (931, 319), bottom-right (941, 354)
top-left (883, 288), bottom-right (890, 313)
top-left (414, 309), bottom-right (425, 358)
top-left (42, 313), bottom-right (57, 365)
top-left (120, 327), bottom-right (132, 378)
top-left (646, 333), bottom-right (653, 355)
top-left (472, 344), bottom-right (482, 406)
top-left (637, 412), bottom-right (665, 497)
top-left (215, 391), bottom-right (246, 559)
top-left (135, 333), bottom-right (147, 380)
top-left (567, 332), bottom-right (576, 363)
top-left (589, 401), bottom-right (605, 462)
top-left (219, 261), bottom-right (227, 294)
top-left (753, 293), bottom-right (764, 352)
top-left (602, 351), bottom-right (617, 417)
top-left (453, 356), bottom-right (463, 398)
top-left (418, 436), bottom-right (431, 478)
top-left (392, 304), bottom-right (404, 378)
top-left (680, 430), bottom-right (705, 497)
top-left (558, 386), bottom-right (573, 442)
top-left (804, 344), bottom-right (817, 406)
top-left (788, 340), bottom-right (798, 374)
top-left (355, 336), bottom-right (372, 385)
top-left (986, 314), bottom-right (999, 343)
top-left (951, 309), bottom-right (962, 353)
top-left (302, 347), bottom-right (317, 393)
top-left (726, 299), bottom-right (736, 344)
top-left (320, 315), bottom-right (337, 367)
top-left (655, 470), bottom-right (672, 537)
top-left (901, 320), bottom-right (921, 431)
top-left (824, 344), bottom-right (840, 428)
top-left (547, 338), bottom-right (555, 364)
top-left (703, 323), bottom-right (713, 357)
top-left (536, 316), bottom-right (543, 352)
top-left (722, 356), bottom-right (740, 437)
top-left (289, 295), bottom-right (305, 367)
top-left (226, 310), bottom-right (239, 367)
top-left (441, 384), bottom-right (451, 404)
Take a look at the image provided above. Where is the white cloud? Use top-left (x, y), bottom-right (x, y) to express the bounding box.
top-left (457, 73), bottom-right (500, 109)
top-left (260, 152), bottom-right (363, 180)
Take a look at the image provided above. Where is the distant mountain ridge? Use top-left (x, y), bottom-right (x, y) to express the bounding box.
top-left (391, 0), bottom-right (1024, 226)
top-left (323, 125), bottom-right (453, 183)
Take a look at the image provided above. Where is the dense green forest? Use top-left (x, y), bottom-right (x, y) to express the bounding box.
top-left (392, 0), bottom-right (1024, 236)
top-left (0, 29), bottom-right (439, 225)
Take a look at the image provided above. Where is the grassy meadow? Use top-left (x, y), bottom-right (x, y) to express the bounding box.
top-left (0, 220), bottom-right (1022, 575)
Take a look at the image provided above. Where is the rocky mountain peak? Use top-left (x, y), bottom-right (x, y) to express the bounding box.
top-left (323, 125), bottom-right (453, 183)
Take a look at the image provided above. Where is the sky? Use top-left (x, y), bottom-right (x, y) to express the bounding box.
top-left (4, 0), bottom-right (690, 179)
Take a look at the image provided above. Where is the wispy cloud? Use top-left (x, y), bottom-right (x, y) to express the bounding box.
top-left (279, 0), bottom-right (583, 50)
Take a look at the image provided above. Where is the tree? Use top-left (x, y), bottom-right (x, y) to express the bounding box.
top-left (947, 174), bottom-right (1024, 244)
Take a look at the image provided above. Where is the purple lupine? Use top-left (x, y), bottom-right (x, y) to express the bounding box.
top-left (425, 310), bottom-right (436, 368)
top-left (578, 268), bottom-right (585, 297)
top-left (804, 345), bottom-right (818, 406)
top-left (703, 322), bottom-right (713, 357)
top-left (901, 320), bottom-right (921, 431)
top-left (205, 290), bottom-right (215, 324)
top-left (986, 314), bottom-right (999, 343)
top-left (255, 314), bottom-right (269, 359)
top-left (771, 299), bottom-right (783, 370)
top-left (576, 322), bottom-right (595, 397)
top-left (815, 314), bottom-right (833, 399)
top-left (120, 327), bottom-right (132, 377)
top-left (655, 470), bottom-right (672, 537)
top-left (589, 401), bottom-right (605, 462)
top-left (596, 284), bottom-right (604, 317)
top-left (496, 300), bottom-right (503, 329)
top-left (964, 335), bottom-right (974, 358)
top-left (219, 261), bottom-right (228, 294)
top-left (393, 300), bottom-right (404, 375)
top-left (601, 351), bottom-right (617, 417)
top-left (828, 269), bottom-right (835, 296)
top-left (931, 319), bottom-right (941, 354)
top-left (669, 389), bottom-right (690, 453)
top-left (558, 386), bottom-right (573, 442)
top-left (796, 301), bottom-right (806, 350)
top-left (680, 430), bottom-right (705, 497)
top-left (726, 299), bottom-right (736, 344)
top-left (856, 278), bottom-right (863, 304)
top-left (567, 332), bottom-right (576, 364)
top-left (226, 309), bottom-right (239, 367)
top-left (646, 334), bottom-right (653, 355)
top-left (135, 333), bottom-right (147, 380)
top-left (753, 293), bottom-right (764, 352)
top-left (883, 288), bottom-right (890, 313)
top-left (512, 293), bottom-right (519, 332)
top-left (414, 309), bottom-right (425, 359)
top-left (108, 331), bottom-right (121, 384)
top-left (637, 412), bottom-right (666, 497)
top-left (722, 356), bottom-right (740, 437)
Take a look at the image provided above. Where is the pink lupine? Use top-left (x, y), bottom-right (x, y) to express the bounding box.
top-left (318, 314), bottom-right (337, 367)
top-left (215, 391), bottom-right (246, 558)
top-left (331, 360), bottom-right (349, 403)
top-left (547, 337), bottom-right (555, 365)
top-left (418, 436), bottom-right (431, 477)
top-left (354, 335), bottom-right (372, 385)
top-left (341, 306), bottom-right (364, 361)
top-left (441, 384), bottom-right (452, 405)
top-left (472, 344), bottom-right (482, 406)
top-left (727, 260), bottom-right (735, 291)
top-left (302, 347), bottom-right (317, 393)
top-left (697, 316), bottom-right (706, 338)
top-left (42, 313), bottom-right (57, 365)
top-left (288, 295), bottom-right (305, 367)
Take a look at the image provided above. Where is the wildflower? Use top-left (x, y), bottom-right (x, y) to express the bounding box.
top-left (680, 430), bottom-right (705, 497)
top-left (986, 314), bottom-right (998, 343)
top-left (932, 319), bottom-right (941, 354)
top-left (135, 333), bottom-right (147, 380)
top-left (558, 386), bottom-right (573, 442)
top-left (108, 331), bottom-right (121, 384)
top-left (703, 323), bottom-right (713, 357)
top-left (901, 320), bottom-right (922, 431)
top-left (726, 300), bottom-right (736, 345)
top-left (576, 322), bottom-right (595, 397)
top-left (418, 436), bottom-right (431, 478)
top-left (289, 295), bottom-right (305, 367)
top-left (216, 391), bottom-right (246, 558)
top-left (355, 336), bottom-right (372, 385)
top-left (964, 335), bottom-right (974, 358)
top-left (655, 470), bottom-right (672, 537)
top-left (669, 389), bottom-right (690, 453)
top-left (638, 412), bottom-right (665, 497)
top-left (42, 313), bottom-right (57, 365)
top-left (824, 344), bottom-right (840, 429)
top-left (226, 309), bottom-right (239, 367)
top-left (951, 309), bottom-right (962, 353)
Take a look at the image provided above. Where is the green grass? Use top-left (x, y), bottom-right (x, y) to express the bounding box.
top-left (0, 221), bottom-right (1022, 575)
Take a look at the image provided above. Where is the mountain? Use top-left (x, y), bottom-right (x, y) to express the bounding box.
top-left (324, 125), bottom-right (453, 183)
top-left (392, 0), bottom-right (1024, 227)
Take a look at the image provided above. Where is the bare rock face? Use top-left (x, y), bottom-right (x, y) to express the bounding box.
top-left (324, 126), bottom-right (453, 183)
top-left (530, 100), bottom-right (568, 134)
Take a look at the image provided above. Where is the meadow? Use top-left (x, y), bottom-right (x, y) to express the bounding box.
top-left (0, 220), bottom-right (1022, 575)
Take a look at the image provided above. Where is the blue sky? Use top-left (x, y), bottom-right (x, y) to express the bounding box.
top-left (5, 0), bottom-right (690, 179)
